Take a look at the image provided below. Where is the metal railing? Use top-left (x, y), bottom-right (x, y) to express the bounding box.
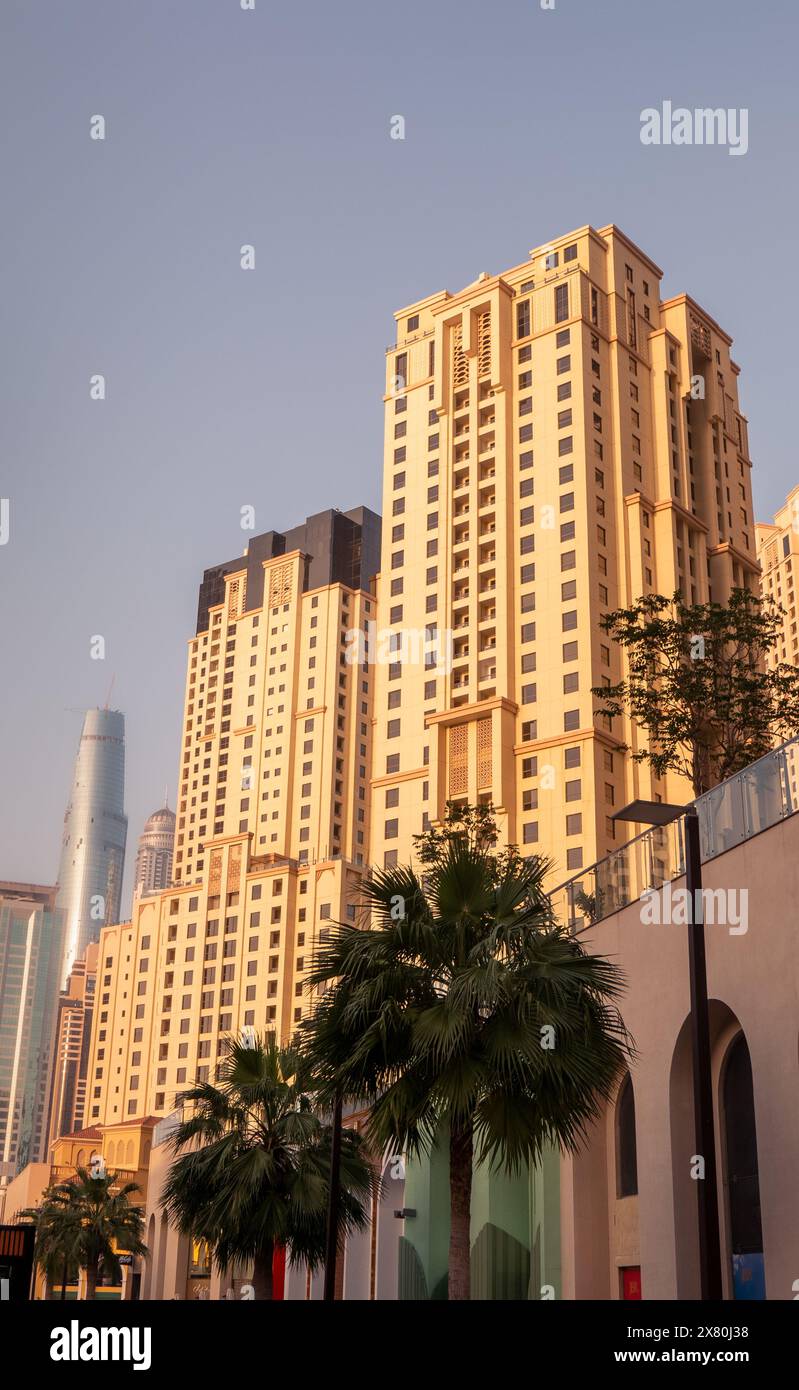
top-left (549, 735), bottom-right (799, 932)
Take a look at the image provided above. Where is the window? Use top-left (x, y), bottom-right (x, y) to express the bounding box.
top-left (516, 300), bottom-right (531, 338)
top-left (555, 284), bottom-right (569, 323)
top-left (564, 243), bottom-right (577, 262)
top-left (616, 1073), bottom-right (638, 1197)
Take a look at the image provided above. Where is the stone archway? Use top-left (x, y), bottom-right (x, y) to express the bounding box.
top-left (669, 1000), bottom-right (753, 1300)
top-left (719, 1031), bottom-right (765, 1299)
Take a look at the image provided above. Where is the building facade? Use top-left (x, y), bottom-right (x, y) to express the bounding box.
top-left (370, 224), bottom-right (758, 885)
top-left (756, 486), bottom-right (799, 666)
top-left (133, 804), bottom-right (176, 899)
top-left (55, 708), bottom-right (128, 988)
top-left (45, 941), bottom-right (98, 1145)
top-left (84, 507), bottom-right (380, 1127)
top-left (0, 883), bottom-right (64, 1195)
top-left (2, 1114), bottom-right (156, 1297)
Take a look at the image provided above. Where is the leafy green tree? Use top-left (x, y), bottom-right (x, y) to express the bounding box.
top-left (161, 1034), bottom-right (374, 1300)
top-left (23, 1168), bottom-right (146, 1299)
top-left (302, 808), bottom-right (633, 1300)
top-left (592, 589), bottom-right (799, 796)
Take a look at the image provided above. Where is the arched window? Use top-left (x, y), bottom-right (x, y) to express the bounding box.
top-left (723, 1033), bottom-right (764, 1297)
top-left (616, 1072), bottom-right (638, 1198)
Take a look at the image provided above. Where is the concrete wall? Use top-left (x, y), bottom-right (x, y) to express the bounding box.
top-left (562, 810), bottom-right (799, 1300)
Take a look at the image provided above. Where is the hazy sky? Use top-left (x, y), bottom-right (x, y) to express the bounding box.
top-left (2, 0), bottom-right (797, 910)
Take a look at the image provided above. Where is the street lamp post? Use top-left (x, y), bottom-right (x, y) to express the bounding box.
top-left (615, 799), bottom-right (723, 1301)
top-left (323, 1090), bottom-right (343, 1301)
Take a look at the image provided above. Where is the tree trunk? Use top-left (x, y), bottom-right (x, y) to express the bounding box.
top-left (251, 1244), bottom-right (275, 1301)
top-left (84, 1263), bottom-right (98, 1300)
top-left (61, 1255), bottom-right (68, 1300)
top-left (448, 1122), bottom-right (473, 1301)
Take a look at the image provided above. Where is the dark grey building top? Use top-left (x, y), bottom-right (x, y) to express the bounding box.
top-left (196, 506), bottom-right (381, 634)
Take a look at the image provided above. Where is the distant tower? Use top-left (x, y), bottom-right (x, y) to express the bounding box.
top-left (0, 882), bottom-right (64, 1189)
top-left (134, 801), bottom-right (176, 898)
top-left (46, 941), bottom-right (99, 1145)
top-left (55, 709), bottom-right (127, 988)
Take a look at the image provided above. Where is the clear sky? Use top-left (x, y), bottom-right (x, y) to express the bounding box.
top-left (1, 0), bottom-right (796, 909)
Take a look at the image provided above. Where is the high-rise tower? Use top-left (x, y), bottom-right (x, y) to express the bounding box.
top-left (370, 224), bottom-right (758, 881)
top-left (55, 709), bottom-right (127, 987)
top-left (85, 507), bottom-right (380, 1125)
top-left (45, 941), bottom-right (98, 1145)
top-left (0, 882), bottom-right (64, 1188)
top-left (134, 804), bottom-right (176, 899)
top-left (756, 487), bottom-right (799, 668)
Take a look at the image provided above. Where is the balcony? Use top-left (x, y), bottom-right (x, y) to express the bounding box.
top-left (549, 735), bottom-right (799, 931)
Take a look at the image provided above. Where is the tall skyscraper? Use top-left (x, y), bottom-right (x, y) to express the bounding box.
top-left (45, 941), bottom-right (98, 1145)
top-left (55, 708), bottom-right (127, 988)
top-left (369, 223), bottom-right (758, 881)
top-left (756, 487), bottom-right (799, 667)
top-left (134, 803), bottom-right (176, 899)
top-left (0, 883), bottom-right (64, 1189)
top-left (85, 507), bottom-right (380, 1125)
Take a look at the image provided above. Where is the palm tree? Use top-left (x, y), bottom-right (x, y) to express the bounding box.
top-left (302, 809), bottom-right (634, 1300)
top-left (161, 1033), bottom-right (375, 1300)
top-left (24, 1169), bottom-right (146, 1299)
top-left (20, 1187), bottom-right (82, 1299)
